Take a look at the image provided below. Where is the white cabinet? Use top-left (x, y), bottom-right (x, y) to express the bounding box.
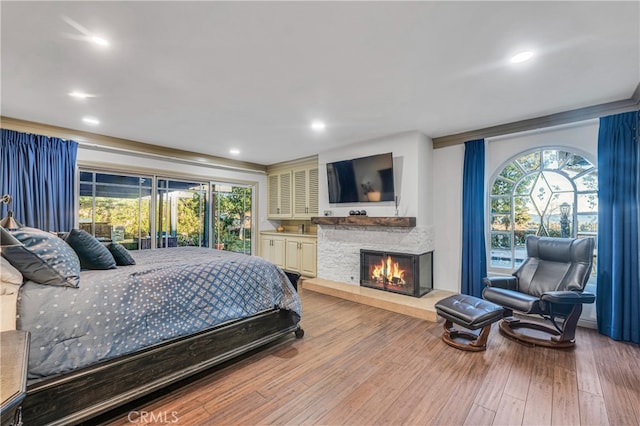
top-left (267, 172), bottom-right (292, 219)
top-left (299, 238), bottom-right (317, 277)
top-left (292, 166), bottom-right (319, 219)
top-left (267, 165), bottom-right (318, 219)
top-left (285, 236), bottom-right (317, 277)
top-left (260, 235), bottom-right (285, 268)
top-left (261, 234), bottom-right (316, 277)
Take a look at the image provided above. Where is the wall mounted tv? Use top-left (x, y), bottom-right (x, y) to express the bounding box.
top-left (326, 152), bottom-right (395, 203)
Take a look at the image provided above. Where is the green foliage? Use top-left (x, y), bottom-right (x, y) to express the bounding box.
top-left (213, 187), bottom-right (252, 252)
top-left (79, 196), bottom-right (150, 239)
top-left (176, 193), bottom-right (205, 245)
top-left (491, 178), bottom-right (513, 196)
top-left (80, 175), bottom-right (253, 252)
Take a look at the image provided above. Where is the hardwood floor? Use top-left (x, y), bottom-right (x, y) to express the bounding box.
top-left (101, 287), bottom-right (640, 426)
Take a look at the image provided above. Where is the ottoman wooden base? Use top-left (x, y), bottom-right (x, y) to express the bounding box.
top-left (441, 319), bottom-right (493, 352)
top-left (435, 294), bottom-right (504, 352)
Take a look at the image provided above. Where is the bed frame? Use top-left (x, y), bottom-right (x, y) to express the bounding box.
top-left (21, 308), bottom-right (303, 425)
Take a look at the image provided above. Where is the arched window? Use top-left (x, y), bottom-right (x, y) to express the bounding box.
top-left (489, 148), bottom-right (598, 270)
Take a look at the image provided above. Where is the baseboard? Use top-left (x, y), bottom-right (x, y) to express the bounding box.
top-left (302, 277), bottom-right (455, 322)
top-left (578, 317), bottom-right (597, 330)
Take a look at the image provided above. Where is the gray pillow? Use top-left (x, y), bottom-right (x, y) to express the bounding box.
top-left (2, 227), bottom-right (80, 287)
top-left (107, 243), bottom-right (136, 266)
top-left (65, 229), bottom-right (117, 270)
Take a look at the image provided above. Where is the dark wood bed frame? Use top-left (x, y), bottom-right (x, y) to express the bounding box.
top-left (21, 308), bottom-right (303, 425)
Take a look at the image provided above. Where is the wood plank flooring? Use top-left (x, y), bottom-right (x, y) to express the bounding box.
top-left (100, 287), bottom-right (640, 426)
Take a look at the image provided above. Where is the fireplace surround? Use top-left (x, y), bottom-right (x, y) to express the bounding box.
top-left (360, 249), bottom-right (433, 297)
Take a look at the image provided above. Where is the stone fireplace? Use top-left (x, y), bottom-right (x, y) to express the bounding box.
top-left (313, 216), bottom-right (435, 287)
top-left (360, 249), bottom-right (433, 297)
top-left (315, 131), bottom-right (437, 292)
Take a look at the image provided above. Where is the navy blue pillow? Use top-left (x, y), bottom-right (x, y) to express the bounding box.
top-left (65, 229), bottom-right (117, 270)
top-left (2, 227), bottom-right (81, 287)
top-left (107, 243), bottom-right (136, 266)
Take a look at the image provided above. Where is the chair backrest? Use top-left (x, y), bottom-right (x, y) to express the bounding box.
top-left (513, 235), bottom-right (595, 297)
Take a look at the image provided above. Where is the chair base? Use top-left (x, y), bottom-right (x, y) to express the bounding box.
top-left (498, 317), bottom-right (576, 349)
top-left (441, 319), bottom-right (491, 352)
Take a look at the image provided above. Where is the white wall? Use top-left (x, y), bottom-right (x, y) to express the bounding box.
top-left (432, 143), bottom-right (465, 293)
top-left (318, 130), bottom-right (432, 225)
top-left (316, 131), bottom-right (436, 285)
top-left (76, 146), bottom-right (272, 233)
top-left (432, 119), bottom-right (599, 308)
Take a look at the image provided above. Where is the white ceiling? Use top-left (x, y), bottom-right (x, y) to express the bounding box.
top-left (2, 1), bottom-right (638, 165)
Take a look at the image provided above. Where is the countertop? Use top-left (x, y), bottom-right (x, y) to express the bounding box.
top-left (260, 231), bottom-right (317, 238)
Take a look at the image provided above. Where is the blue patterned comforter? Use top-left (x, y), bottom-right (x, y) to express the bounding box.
top-left (17, 247), bottom-right (302, 380)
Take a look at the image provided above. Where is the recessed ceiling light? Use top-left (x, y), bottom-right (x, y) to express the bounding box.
top-left (69, 91), bottom-right (95, 99)
top-left (510, 51), bottom-right (534, 64)
top-left (310, 120), bottom-right (326, 132)
top-left (91, 36), bottom-right (109, 47)
top-left (229, 148), bottom-right (240, 156)
top-left (82, 116), bottom-right (100, 125)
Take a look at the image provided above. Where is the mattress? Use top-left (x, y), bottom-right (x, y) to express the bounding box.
top-left (17, 247), bottom-right (301, 379)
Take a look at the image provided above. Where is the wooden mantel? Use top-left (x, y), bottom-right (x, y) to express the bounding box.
top-left (310, 216), bottom-right (416, 227)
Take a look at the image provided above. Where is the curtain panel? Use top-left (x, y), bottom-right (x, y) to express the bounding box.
top-left (461, 139), bottom-right (487, 297)
top-left (1, 129), bottom-right (78, 232)
top-left (596, 110), bottom-right (640, 344)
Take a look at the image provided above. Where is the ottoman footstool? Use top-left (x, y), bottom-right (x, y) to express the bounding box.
top-left (435, 294), bottom-right (504, 351)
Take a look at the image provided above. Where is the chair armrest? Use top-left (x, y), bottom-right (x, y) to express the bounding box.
top-left (483, 276), bottom-right (517, 291)
top-left (541, 291), bottom-right (595, 304)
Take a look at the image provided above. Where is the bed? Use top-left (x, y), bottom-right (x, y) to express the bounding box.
top-left (1, 229), bottom-right (303, 425)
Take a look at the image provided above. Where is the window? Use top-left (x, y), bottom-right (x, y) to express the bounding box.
top-left (489, 148), bottom-right (598, 270)
top-left (79, 171), bottom-right (152, 249)
top-left (79, 169), bottom-right (257, 255)
top-left (212, 183), bottom-right (253, 254)
top-left (156, 179), bottom-right (209, 248)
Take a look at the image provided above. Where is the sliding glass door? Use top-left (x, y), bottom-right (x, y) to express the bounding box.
top-left (211, 183), bottom-right (253, 254)
top-left (79, 169), bottom-right (256, 255)
top-left (79, 171), bottom-right (152, 249)
top-left (156, 179), bottom-right (209, 248)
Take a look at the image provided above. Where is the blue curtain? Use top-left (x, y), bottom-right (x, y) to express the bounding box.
top-left (596, 111), bottom-right (640, 344)
top-left (1, 129), bottom-right (78, 231)
top-left (461, 139), bottom-right (487, 297)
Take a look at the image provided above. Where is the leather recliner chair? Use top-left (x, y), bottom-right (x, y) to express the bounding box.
top-left (483, 235), bottom-right (595, 348)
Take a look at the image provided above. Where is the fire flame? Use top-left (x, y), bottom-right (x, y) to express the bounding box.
top-left (370, 256), bottom-right (406, 285)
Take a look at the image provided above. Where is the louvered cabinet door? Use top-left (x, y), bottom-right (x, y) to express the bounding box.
top-left (278, 171), bottom-right (292, 217)
top-left (267, 171), bottom-right (292, 219)
top-left (267, 174), bottom-right (281, 218)
top-left (293, 169), bottom-right (308, 217)
top-left (307, 167), bottom-right (319, 216)
top-left (292, 166), bottom-right (319, 219)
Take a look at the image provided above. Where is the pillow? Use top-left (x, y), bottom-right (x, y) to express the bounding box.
top-left (2, 227), bottom-right (80, 287)
top-left (64, 229), bottom-right (117, 270)
top-left (1, 256), bottom-right (23, 285)
top-left (107, 243), bottom-right (136, 266)
top-left (1, 256), bottom-right (23, 295)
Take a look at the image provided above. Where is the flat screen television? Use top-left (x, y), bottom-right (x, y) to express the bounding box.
top-left (326, 152), bottom-right (395, 203)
